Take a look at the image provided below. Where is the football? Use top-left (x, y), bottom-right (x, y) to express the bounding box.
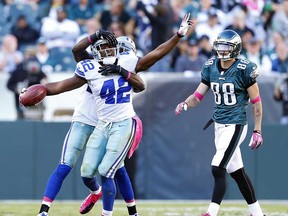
top-left (19, 84), bottom-right (47, 107)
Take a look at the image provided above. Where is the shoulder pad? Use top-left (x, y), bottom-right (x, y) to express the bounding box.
top-left (118, 52), bottom-right (139, 72)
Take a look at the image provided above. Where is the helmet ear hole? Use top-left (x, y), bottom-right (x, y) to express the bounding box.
top-left (116, 36), bottom-right (136, 54)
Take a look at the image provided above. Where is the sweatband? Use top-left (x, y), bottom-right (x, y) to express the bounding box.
top-left (88, 33), bottom-right (97, 44)
top-left (194, 91), bottom-right (204, 101)
top-left (87, 35), bottom-right (93, 43)
top-left (177, 32), bottom-right (184, 38)
top-left (251, 96), bottom-right (261, 104)
top-left (126, 71), bottom-right (131, 80)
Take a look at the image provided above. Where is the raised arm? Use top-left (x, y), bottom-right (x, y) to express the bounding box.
top-left (135, 13), bottom-right (193, 72)
top-left (72, 30), bottom-right (117, 62)
top-left (72, 37), bottom-right (92, 62)
top-left (45, 75), bottom-right (86, 95)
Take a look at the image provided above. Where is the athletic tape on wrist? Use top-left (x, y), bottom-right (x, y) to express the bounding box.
top-left (251, 96), bottom-right (261, 104)
top-left (194, 91), bottom-right (204, 101)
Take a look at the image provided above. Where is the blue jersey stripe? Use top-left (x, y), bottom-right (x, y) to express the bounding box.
top-left (75, 67), bottom-right (85, 78)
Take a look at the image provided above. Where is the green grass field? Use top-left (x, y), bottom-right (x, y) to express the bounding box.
top-left (0, 200), bottom-right (287, 216)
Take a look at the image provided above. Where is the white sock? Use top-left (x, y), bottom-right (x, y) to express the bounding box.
top-left (248, 201), bottom-right (264, 216)
top-left (102, 209), bottom-right (113, 216)
top-left (126, 200), bottom-right (136, 207)
top-left (92, 186), bottom-right (102, 194)
top-left (207, 202), bottom-right (220, 216)
top-left (42, 201), bottom-right (52, 207)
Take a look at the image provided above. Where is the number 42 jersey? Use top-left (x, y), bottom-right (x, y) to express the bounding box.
top-left (75, 52), bottom-right (139, 123)
top-left (201, 57), bottom-right (259, 125)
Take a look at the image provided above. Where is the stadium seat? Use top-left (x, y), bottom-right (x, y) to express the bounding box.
top-left (8, 3), bottom-right (38, 26)
top-left (48, 47), bottom-right (76, 72)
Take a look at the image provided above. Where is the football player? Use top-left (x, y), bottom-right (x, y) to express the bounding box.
top-left (71, 13), bottom-right (193, 216)
top-left (34, 12), bottom-right (193, 216)
top-left (35, 32), bottom-right (144, 216)
top-left (175, 30), bottom-right (265, 216)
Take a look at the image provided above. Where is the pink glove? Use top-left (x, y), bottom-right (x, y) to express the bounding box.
top-left (175, 102), bottom-right (188, 115)
top-left (249, 130), bottom-right (263, 150)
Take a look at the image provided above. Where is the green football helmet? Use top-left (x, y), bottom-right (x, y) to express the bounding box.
top-left (212, 30), bottom-right (242, 60)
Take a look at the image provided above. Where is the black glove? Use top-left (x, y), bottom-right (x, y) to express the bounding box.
top-left (89, 30), bottom-right (117, 47)
top-left (99, 64), bottom-right (130, 79)
top-left (136, 0), bottom-right (145, 10)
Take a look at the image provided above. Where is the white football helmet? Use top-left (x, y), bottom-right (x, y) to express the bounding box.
top-left (90, 39), bottom-right (118, 64)
top-left (117, 36), bottom-right (137, 54)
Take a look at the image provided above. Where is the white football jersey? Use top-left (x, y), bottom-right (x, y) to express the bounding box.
top-left (72, 86), bottom-right (98, 126)
top-left (73, 51), bottom-right (139, 123)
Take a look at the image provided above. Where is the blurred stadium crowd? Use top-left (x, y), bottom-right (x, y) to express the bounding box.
top-left (1, 0), bottom-right (288, 120)
top-left (0, 0), bottom-right (287, 74)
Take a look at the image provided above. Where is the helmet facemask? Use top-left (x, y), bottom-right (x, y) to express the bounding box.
top-left (213, 42), bottom-right (237, 61)
top-left (91, 39), bottom-right (118, 64)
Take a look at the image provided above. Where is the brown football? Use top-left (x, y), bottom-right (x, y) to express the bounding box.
top-left (19, 84), bottom-right (47, 107)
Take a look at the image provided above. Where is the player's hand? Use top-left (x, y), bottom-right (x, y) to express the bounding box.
top-left (249, 130), bottom-right (263, 150)
top-left (175, 102), bottom-right (188, 115)
top-left (94, 30), bottom-right (117, 47)
top-left (99, 64), bottom-right (130, 79)
top-left (19, 88), bottom-right (27, 107)
top-left (177, 13), bottom-right (193, 38)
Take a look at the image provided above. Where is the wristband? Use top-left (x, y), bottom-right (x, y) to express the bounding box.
top-left (176, 32), bottom-right (184, 38)
top-left (119, 67), bottom-right (130, 79)
top-left (183, 102), bottom-right (188, 110)
top-left (253, 130), bottom-right (261, 134)
top-left (88, 33), bottom-right (97, 44)
top-left (126, 71), bottom-right (131, 80)
top-left (251, 96), bottom-right (261, 104)
top-left (194, 91), bottom-right (204, 101)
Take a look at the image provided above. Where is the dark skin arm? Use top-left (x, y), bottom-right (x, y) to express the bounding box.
top-left (45, 70), bottom-right (144, 95)
top-left (126, 73), bottom-right (145, 92)
top-left (72, 37), bottom-right (93, 62)
top-left (72, 34), bottom-right (183, 73)
top-left (135, 34), bottom-right (182, 72)
top-left (45, 75), bottom-right (86, 96)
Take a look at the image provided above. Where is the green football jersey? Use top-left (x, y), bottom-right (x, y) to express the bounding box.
top-left (201, 57), bottom-right (259, 125)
